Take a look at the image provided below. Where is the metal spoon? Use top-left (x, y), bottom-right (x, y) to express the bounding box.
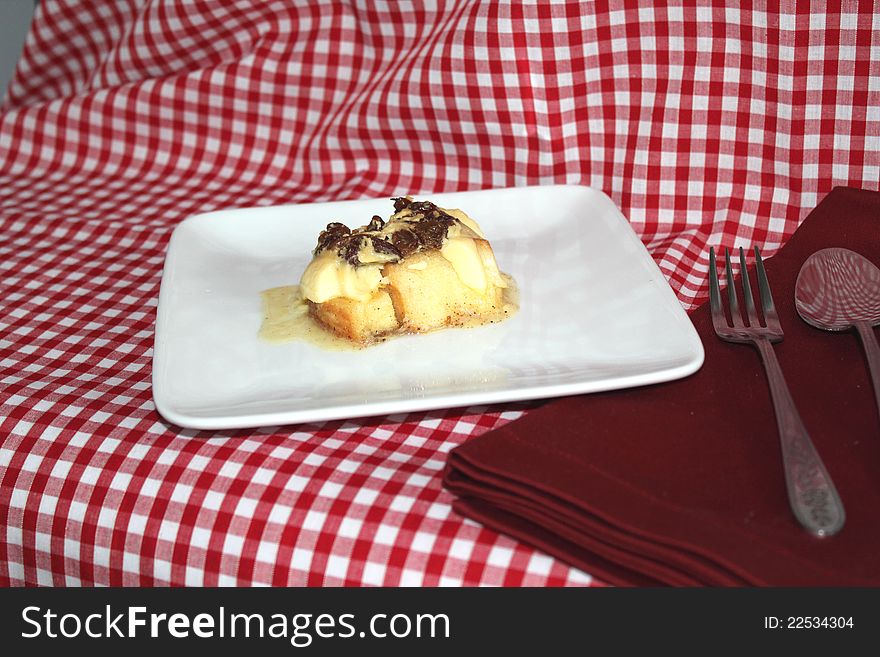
top-left (795, 247), bottom-right (880, 418)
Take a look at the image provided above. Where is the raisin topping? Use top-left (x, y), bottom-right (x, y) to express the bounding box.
top-left (370, 236), bottom-right (401, 259)
top-left (314, 222), bottom-right (351, 254)
top-left (405, 200), bottom-right (456, 223)
top-left (314, 198), bottom-right (458, 266)
top-left (341, 235), bottom-right (364, 265)
top-left (411, 215), bottom-right (452, 249)
top-left (392, 196), bottom-right (411, 213)
top-left (391, 229), bottom-right (418, 256)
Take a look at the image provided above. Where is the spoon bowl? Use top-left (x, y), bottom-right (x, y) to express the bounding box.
top-left (795, 247), bottom-right (880, 419)
top-left (795, 247), bottom-right (880, 331)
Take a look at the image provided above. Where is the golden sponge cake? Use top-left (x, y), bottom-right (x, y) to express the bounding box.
top-left (384, 248), bottom-right (504, 333)
top-left (310, 290), bottom-right (398, 343)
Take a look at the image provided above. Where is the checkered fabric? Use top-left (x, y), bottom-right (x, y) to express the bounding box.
top-left (1, 1), bottom-right (878, 586)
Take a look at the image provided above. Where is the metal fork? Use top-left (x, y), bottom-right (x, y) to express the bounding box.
top-left (709, 246), bottom-right (845, 537)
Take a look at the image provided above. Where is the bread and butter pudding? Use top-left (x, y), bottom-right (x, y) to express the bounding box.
top-left (259, 196), bottom-right (516, 347)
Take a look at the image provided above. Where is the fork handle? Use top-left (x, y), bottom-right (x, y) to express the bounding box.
top-left (854, 321), bottom-right (880, 421)
top-left (754, 338), bottom-right (845, 537)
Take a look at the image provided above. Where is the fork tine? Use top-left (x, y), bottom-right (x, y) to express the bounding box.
top-left (708, 248), bottom-right (728, 332)
top-left (738, 246), bottom-right (761, 327)
top-left (724, 247), bottom-right (742, 326)
top-left (709, 247), bottom-right (721, 312)
top-left (753, 246), bottom-right (779, 325)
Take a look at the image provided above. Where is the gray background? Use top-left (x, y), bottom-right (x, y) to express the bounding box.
top-left (0, 1), bottom-right (36, 98)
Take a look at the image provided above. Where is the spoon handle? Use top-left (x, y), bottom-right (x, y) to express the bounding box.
top-left (855, 321), bottom-right (880, 420)
top-left (754, 337), bottom-right (845, 537)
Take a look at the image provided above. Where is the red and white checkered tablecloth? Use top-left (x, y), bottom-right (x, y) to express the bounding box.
top-left (1, 1), bottom-right (878, 587)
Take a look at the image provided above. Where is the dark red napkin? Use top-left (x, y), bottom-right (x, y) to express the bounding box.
top-left (443, 187), bottom-right (880, 586)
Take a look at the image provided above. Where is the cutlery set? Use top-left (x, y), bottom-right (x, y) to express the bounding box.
top-left (709, 246), bottom-right (880, 538)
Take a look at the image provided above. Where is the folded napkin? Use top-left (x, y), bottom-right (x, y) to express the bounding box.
top-left (444, 187), bottom-right (880, 586)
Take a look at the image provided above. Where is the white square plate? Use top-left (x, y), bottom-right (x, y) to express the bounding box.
top-left (153, 185), bottom-right (703, 429)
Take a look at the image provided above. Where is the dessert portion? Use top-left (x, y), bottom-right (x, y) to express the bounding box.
top-left (297, 196), bottom-right (514, 343)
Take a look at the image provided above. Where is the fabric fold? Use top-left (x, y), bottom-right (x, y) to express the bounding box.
top-left (444, 187), bottom-right (880, 586)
